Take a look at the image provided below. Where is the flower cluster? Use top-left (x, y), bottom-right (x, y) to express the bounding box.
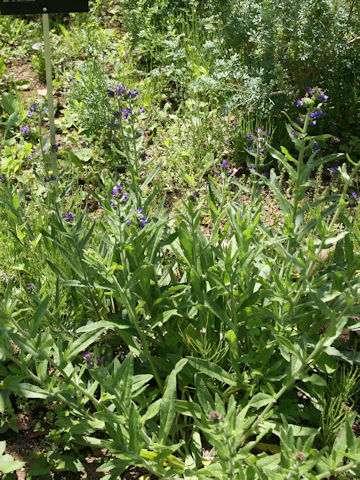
top-left (245, 127), bottom-right (270, 155)
top-left (83, 351), bottom-right (101, 367)
top-left (109, 185), bottom-right (129, 207)
top-left (107, 85), bottom-right (140, 101)
top-left (44, 175), bottom-right (57, 183)
top-left (20, 125), bottom-right (30, 135)
top-left (296, 87), bottom-right (328, 126)
top-left (135, 208), bottom-right (149, 228)
top-left (61, 211), bottom-right (74, 221)
top-left (26, 103), bottom-right (37, 119)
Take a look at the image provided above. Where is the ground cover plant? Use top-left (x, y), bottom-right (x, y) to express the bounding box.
top-left (0, 1), bottom-right (360, 479)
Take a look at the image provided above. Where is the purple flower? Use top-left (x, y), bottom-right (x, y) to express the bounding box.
top-left (83, 352), bottom-right (90, 359)
top-left (248, 146), bottom-right (253, 151)
top-left (291, 131), bottom-right (295, 136)
top-left (221, 160), bottom-right (229, 168)
top-left (139, 152), bottom-right (148, 159)
top-left (21, 125), bottom-right (30, 134)
top-left (62, 211), bottom-right (74, 221)
top-left (127, 220), bottom-right (132, 226)
top-left (0, 174), bottom-right (6, 182)
top-left (351, 192), bottom-right (359, 200)
top-left (246, 133), bottom-right (253, 139)
top-left (260, 149), bottom-right (265, 154)
top-left (307, 87), bottom-right (313, 93)
top-left (113, 111), bottom-right (120, 117)
top-left (109, 201), bottom-right (115, 207)
top-left (97, 357), bottom-right (102, 365)
top-left (44, 175), bottom-right (56, 183)
top-left (296, 116), bottom-right (302, 124)
top-left (140, 108), bottom-right (145, 113)
top-left (117, 84), bottom-right (125, 96)
top-left (329, 167), bottom-right (339, 175)
top-left (128, 88), bottom-right (140, 98)
top-left (313, 144), bottom-right (320, 151)
top-left (137, 208), bottom-right (143, 213)
top-left (107, 89), bottom-right (115, 97)
top-left (264, 171), bottom-right (270, 179)
top-left (122, 108), bottom-right (132, 118)
top-left (296, 99), bottom-right (302, 107)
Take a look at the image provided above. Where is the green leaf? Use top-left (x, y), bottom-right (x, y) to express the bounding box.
top-left (0, 454), bottom-right (26, 474)
top-left (187, 357), bottom-right (237, 386)
top-left (128, 403), bottom-right (139, 452)
top-left (158, 369), bottom-right (177, 444)
top-left (248, 393), bottom-right (274, 409)
top-left (11, 383), bottom-right (48, 399)
top-left (73, 148), bottom-right (93, 162)
top-left (63, 327), bottom-right (107, 363)
top-left (29, 457), bottom-right (50, 476)
top-left (30, 295), bottom-right (50, 336)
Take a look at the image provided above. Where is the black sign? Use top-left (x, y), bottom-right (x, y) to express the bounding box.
top-left (0, 0), bottom-right (89, 15)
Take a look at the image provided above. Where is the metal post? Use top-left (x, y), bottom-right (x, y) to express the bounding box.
top-left (42, 12), bottom-right (57, 178)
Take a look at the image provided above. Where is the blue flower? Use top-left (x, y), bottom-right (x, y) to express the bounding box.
top-left (248, 146), bottom-right (253, 151)
top-left (307, 87), bottom-right (313, 94)
top-left (296, 99), bottom-right (302, 107)
top-left (221, 160), bottom-right (229, 168)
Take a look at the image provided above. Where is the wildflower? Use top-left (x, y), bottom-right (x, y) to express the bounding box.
top-left (296, 116), bottom-right (302, 124)
top-left (21, 125), bottom-right (30, 134)
top-left (109, 201), bottom-right (115, 207)
top-left (140, 108), bottom-right (145, 113)
top-left (111, 185), bottom-right (123, 197)
top-left (295, 452), bottom-right (305, 462)
top-left (117, 84), bottom-right (125, 96)
top-left (62, 211), bottom-right (74, 221)
top-left (329, 167), bottom-right (339, 175)
top-left (313, 141), bottom-right (320, 151)
top-left (107, 89), bottom-right (115, 97)
top-left (0, 174), bottom-right (6, 182)
top-left (307, 87), bottom-right (313, 94)
top-left (290, 131), bottom-right (295, 136)
top-left (44, 175), bottom-right (56, 182)
top-left (351, 192), bottom-right (359, 200)
top-left (128, 88), bottom-right (139, 98)
top-left (246, 133), bottom-right (253, 139)
top-left (126, 220), bottom-right (132, 226)
top-left (97, 357), bottom-right (102, 365)
top-left (221, 160), bottom-right (229, 168)
top-left (139, 152), bottom-right (148, 159)
top-left (260, 149), bottom-right (265, 154)
top-left (122, 108), bottom-right (132, 118)
top-left (208, 411), bottom-right (225, 424)
top-left (264, 171), bottom-right (270, 179)
top-left (83, 352), bottom-right (90, 359)
top-left (248, 146), bottom-right (253, 151)
top-left (318, 94), bottom-right (329, 101)
top-left (296, 99), bottom-right (302, 107)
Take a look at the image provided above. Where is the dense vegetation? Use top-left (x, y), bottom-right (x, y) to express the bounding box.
top-left (0, 0), bottom-right (360, 478)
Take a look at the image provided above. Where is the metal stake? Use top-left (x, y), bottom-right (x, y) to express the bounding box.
top-left (42, 12), bottom-right (57, 177)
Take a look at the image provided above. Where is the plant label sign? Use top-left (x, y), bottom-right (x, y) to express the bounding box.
top-left (0, 0), bottom-right (89, 15)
